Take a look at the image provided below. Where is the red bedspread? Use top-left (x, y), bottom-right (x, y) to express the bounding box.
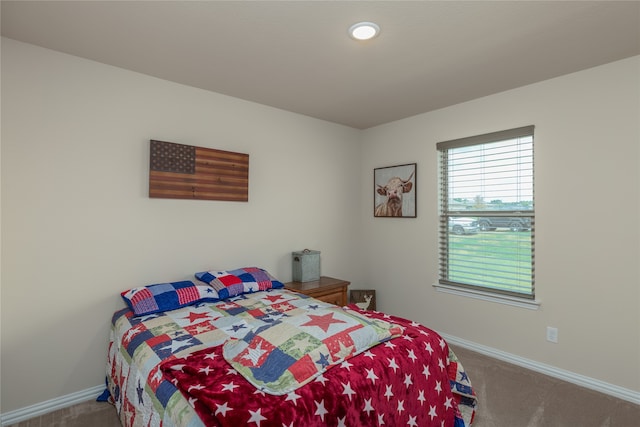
top-left (161, 308), bottom-right (475, 426)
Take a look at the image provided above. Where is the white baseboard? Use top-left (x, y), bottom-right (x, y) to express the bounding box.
top-left (2, 336), bottom-right (638, 425)
top-left (0, 384), bottom-right (106, 426)
top-left (441, 332), bottom-right (640, 406)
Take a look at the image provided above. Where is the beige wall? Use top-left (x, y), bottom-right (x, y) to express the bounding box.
top-left (0, 38), bottom-right (363, 412)
top-left (361, 56), bottom-right (640, 393)
top-left (1, 37), bottom-right (638, 414)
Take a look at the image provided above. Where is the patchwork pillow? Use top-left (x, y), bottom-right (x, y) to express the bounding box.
top-left (121, 280), bottom-right (219, 316)
top-left (194, 267), bottom-right (284, 300)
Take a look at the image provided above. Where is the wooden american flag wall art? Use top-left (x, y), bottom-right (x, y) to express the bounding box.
top-left (149, 140), bottom-right (249, 201)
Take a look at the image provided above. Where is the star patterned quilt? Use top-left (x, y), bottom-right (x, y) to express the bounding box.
top-left (106, 288), bottom-right (476, 427)
top-left (220, 303), bottom-right (403, 395)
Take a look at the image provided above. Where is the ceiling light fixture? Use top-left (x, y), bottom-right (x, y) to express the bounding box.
top-left (348, 22), bottom-right (380, 41)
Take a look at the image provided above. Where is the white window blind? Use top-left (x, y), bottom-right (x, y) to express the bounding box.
top-left (437, 126), bottom-right (535, 299)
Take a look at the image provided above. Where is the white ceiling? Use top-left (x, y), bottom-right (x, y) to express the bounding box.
top-left (2, 1), bottom-right (639, 129)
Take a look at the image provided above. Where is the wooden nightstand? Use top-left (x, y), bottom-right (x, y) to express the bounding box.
top-left (284, 276), bottom-right (350, 306)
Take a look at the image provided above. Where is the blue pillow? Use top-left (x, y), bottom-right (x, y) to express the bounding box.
top-left (194, 267), bottom-right (284, 300)
top-left (121, 280), bottom-right (219, 316)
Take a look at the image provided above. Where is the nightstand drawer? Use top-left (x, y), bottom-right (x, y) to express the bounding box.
top-left (284, 276), bottom-right (350, 306)
top-left (313, 290), bottom-right (346, 306)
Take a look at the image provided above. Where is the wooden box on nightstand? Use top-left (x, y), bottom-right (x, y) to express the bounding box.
top-left (284, 276), bottom-right (350, 306)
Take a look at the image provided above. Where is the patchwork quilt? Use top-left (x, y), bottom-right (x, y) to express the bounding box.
top-left (106, 289), bottom-right (476, 427)
top-left (221, 304), bottom-right (403, 394)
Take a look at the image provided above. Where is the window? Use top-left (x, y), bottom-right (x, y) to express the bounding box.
top-left (437, 126), bottom-right (535, 300)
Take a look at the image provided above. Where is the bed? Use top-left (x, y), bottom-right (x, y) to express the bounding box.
top-left (106, 267), bottom-right (476, 426)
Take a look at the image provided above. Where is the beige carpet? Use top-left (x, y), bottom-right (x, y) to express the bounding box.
top-left (451, 346), bottom-right (639, 427)
top-left (8, 345), bottom-right (639, 426)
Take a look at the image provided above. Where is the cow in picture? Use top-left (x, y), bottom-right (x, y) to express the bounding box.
top-left (375, 171), bottom-right (414, 217)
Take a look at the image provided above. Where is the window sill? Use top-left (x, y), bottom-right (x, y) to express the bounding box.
top-left (433, 283), bottom-right (541, 310)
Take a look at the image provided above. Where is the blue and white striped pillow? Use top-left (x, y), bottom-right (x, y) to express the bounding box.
top-left (121, 280), bottom-right (219, 316)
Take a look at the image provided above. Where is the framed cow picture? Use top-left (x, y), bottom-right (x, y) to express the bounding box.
top-left (374, 163), bottom-right (416, 218)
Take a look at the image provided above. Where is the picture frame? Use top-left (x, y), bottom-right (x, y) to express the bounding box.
top-left (350, 290), bottom-right (376, 311)
top-left (374, 163), bottom-right (416, 217)
top-left (149, 140), bottom-right (249, 202)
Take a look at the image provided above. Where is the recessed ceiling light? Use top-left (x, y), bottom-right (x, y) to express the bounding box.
top-left (348, 22), bottom-right (380, 41)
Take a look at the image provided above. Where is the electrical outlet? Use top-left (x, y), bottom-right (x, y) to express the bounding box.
top-left (546, 326), bottom-right (558, 343)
